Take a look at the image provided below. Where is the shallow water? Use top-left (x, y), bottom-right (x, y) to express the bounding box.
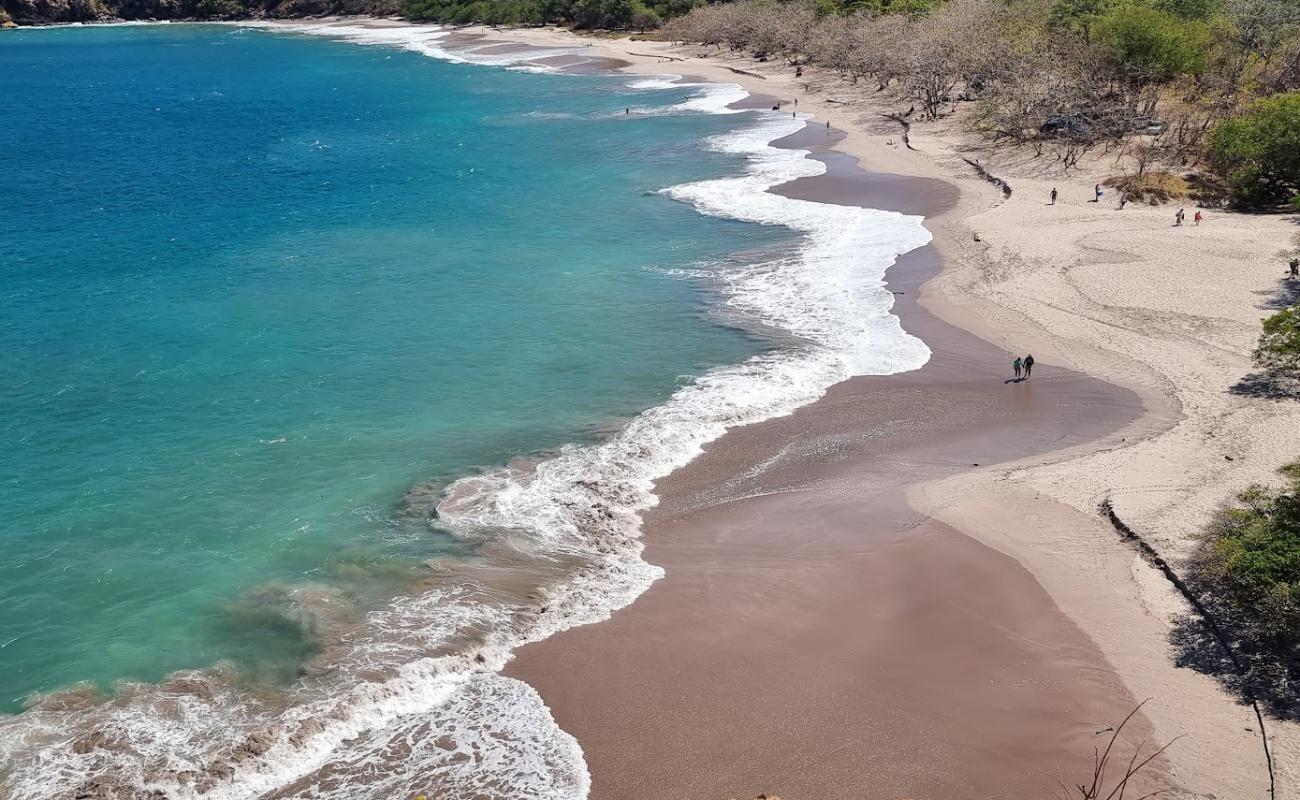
top-left (0, 23), bottom-right (933, 800)
top-left (0, 22), bottom-right (779, 711)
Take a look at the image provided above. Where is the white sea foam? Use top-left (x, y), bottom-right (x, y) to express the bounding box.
top-left (0, 26), bottom-right (931, 800)
top-left (236, 21), bottom-right (592, 73)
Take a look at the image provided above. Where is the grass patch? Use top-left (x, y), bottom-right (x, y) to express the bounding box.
top-left (1103, 171), bottom-right (1193, 204)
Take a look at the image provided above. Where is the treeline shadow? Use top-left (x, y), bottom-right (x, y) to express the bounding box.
top-left (1255, 275), bottom-right (1300, 311)
top-left (1230, 277), bottom-right (1300, 398)
top-left (1171, 612), bottom-right (1300, 719)
top-left (1230, 372), bottom-right (1300, 400)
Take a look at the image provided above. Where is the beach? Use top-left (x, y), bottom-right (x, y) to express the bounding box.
top-left (2, 18), bottom-right (1297, 800)
top-left (425, 23), bottom-right (1300, 798)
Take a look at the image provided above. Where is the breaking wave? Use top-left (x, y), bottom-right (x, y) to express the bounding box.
top-left (0, 24), bottom-right (930, 800)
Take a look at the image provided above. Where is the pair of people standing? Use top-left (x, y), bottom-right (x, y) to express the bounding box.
top-left (1012, 354), bottom-right (1035, 380)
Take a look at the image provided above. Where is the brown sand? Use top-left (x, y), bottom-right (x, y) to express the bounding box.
top-left (505, 129), bottom-right (1162, 799)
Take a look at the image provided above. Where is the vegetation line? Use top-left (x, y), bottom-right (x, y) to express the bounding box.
top-left (1101, 498), bottom-right (1276, 800)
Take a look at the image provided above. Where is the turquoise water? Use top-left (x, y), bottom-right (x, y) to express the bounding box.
top-left (0, 24), bottom-right (787, 711)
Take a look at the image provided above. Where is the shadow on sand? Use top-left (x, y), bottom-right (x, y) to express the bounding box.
top-left (1229, 277), bottom-right (1300, 399)
top-left (1171, 611), bottom-right (1300, 720)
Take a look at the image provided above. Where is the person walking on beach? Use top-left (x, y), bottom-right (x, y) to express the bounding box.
top-left (1194, 210), bottom-right (1203, 225)
top-left (1023, 354), bottom-right (1035, 379)
top-left (1094, 183), bottom-right (1103, 202)
top-left (1013, 356), bottom-right (1023, 380)
top-left (1289, 256), bottom-right (1299, 279)
top-left (1175, 208), bottom-right (1185, 226)
top-left (1050, 187), bottom-right (1057, 205)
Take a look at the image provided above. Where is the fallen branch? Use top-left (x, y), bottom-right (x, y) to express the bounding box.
top-left (1101, 498), bottom-right (1275, 800)
top-left (883, 113), bottom-right (915, 151)
top-left (627, 51), bottom-right (686, 62)
top-left (962, 157), bottom-right (1012, 198)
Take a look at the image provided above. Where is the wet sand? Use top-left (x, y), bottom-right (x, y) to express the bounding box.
top-left (505, 126), bottom-right (1162, 798)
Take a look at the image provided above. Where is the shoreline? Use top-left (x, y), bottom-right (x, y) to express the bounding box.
top-left (235, 17), bottom-right (1293, 796)
top-left (433, 22), bottom-right (1290, 798)
top-left (4, 18), bottom-right (1292, 799)
top-left (505, 122), bottom-right (1177, 798)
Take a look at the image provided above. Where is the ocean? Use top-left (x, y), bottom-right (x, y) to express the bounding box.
top-left (0, 21), bottom-right (930, 799)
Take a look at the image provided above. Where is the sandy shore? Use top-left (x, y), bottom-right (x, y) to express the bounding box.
top-left (507, 130), bottom-right (1172, 798)
top-left (443, 25), bottom-right (1296, 798)
top-left (268, 18), bottom-right (1295, 798)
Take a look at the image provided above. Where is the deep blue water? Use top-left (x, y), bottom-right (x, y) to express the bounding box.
top-left (0, 23), bottom-right (788, 711)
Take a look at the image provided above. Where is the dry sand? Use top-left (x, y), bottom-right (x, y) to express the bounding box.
top-left (273, 19), bottom-right (1298, 798)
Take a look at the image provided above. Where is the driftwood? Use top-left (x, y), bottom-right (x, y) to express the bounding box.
top-left (627, 51), bottom-right (685, 62)
top-left (728, 66), bottom-right (766, 79)
top-left (961, 157), bottom-right (1012, 198)
top-left (882, 113), bottom-right (916, 151)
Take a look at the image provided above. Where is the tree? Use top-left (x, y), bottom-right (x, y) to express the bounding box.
top-left (1093, 4), bottom-right (1207, 89)
top-left (1208, 91), bottom-right (1300, 205)
top-left (1256, 305), bottom-right (1300, 377)
top-left (902, 0), bottom-right (1001, 118)
top-left (1049, 0), bottom-right (1111, 42)
top-left (630, 0), bottom-right (661, 30)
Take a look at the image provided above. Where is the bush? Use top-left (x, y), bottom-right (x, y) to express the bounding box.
top-left (1208, 91), bottom-right (1300, 207)
top-left (1196, 476), bottom-right (1300, 635)
top-left (1103, 170), bottom-right (1194, 203)
top-left (1185, 464), bottom-right (1300, 709)
top-left (1256, 305), bottom-right (1300, 378)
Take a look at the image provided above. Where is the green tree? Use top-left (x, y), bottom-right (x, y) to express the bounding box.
top-left (1208, 91), bottom-right (1300, 205)
top-left (1050, 0), bottom-right (1112, 41)
top-left (1154, 0), bottom-right (1221, 20)
top-left (1093, 3), bottom-right (1208, 86)
top-left (630, 0), bottom-right (661, 29)
top-left (647, 0), bottom-right (701, 18)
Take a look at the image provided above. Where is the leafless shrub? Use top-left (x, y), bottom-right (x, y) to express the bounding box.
top-left (665, 0), bottom-right (1299, 172)
top-left (1043, 701), bottom-right (1179, 800)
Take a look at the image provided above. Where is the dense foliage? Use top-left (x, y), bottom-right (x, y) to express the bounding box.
top-left (1186, 465), bottom-right (1300, 709)
top-left (1208, 92), bottom-right (1300, 206)
top-left (0, 0), bottom-right (398, 24)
